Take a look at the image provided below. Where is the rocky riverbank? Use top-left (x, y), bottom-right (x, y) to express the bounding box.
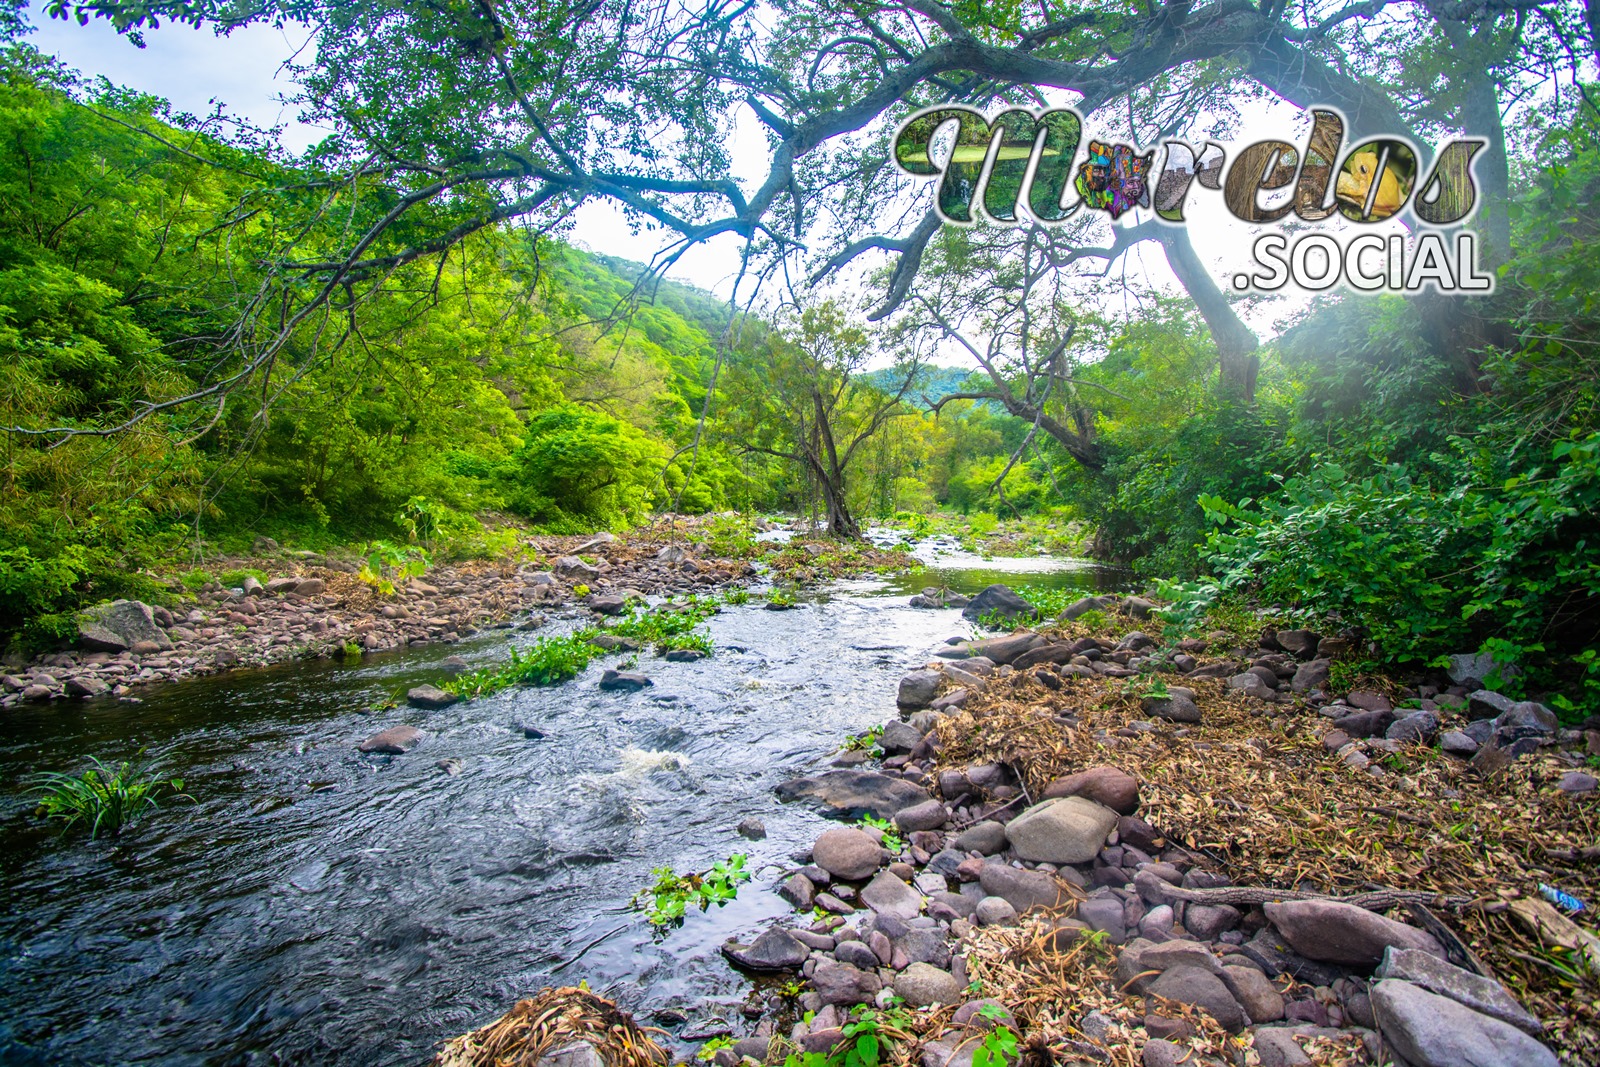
top-left (443, 585), bottom-right (1595, 1067)
top-left (0, 519), bottom-right (905, 710)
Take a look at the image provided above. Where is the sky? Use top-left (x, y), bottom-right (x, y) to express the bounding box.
top-left (20, 3), bottom-right (1406, 340)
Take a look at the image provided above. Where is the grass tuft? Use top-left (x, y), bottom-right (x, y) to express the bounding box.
top-left (30, 755), bottom-right (191, 838)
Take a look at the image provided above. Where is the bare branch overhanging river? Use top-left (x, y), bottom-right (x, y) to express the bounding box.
top-left (0, 537), bottom-right (1121, 1067)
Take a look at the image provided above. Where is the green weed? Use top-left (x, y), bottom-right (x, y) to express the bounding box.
top-left (30, 755), bottom-right (191, 838)
top-left (443, 632), bottom-right (600, 697)
top-left (632, 854), bottom-right (751, 929)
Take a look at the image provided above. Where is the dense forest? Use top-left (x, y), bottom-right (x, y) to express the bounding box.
top-left (2, 12), bottom-right (1597, 708)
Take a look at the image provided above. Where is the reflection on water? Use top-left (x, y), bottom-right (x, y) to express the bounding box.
top-left (0, 546), bottom-right (1116, 1066)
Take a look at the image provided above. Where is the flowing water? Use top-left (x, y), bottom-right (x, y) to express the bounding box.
top-left (0, 543), bottom-right (1122, 1067)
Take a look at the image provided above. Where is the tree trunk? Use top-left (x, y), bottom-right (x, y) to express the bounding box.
top-left (1156, 225), bottom-right (1260, 401)
top-left (820, 474), bottom-right (861, 539)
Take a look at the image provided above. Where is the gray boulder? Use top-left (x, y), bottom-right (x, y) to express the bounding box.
top-left (598, 670), bottom-right (652, 691)
top-left (897, 670), bottom-right (943, 708)
top-left (894, 962), bottom-right (963, 1007)
top-left (974, 896), bottom-right (1019, 926)
top-left (358, 725), bottom-right (423, 754)
top-left (811, 961), bottom-right (882, 1006)
top-left (812, 827), bottom-right (885, 881)
top-left (1004, 796), bottom-right (1118, 864)
top-left (407, 684), bottom-right (460, 709)
top-left (1263, 900), bottom-right (1443, 967)
top-left (1386, 710), bottom-right (1440, 744)
top-left (1147, 964), bottom-right (1247, 1031)
top-left (775, 770), bottom-right (931, 821)
top-left (78, 600), bottom-right (172, 653)
top-left (1371, 979), bottom-right (1557, 1067)
top-left (954, 820), bottom-right (1007, 855)
top-left (978, 862), bottom-right (1074, 914)
top-left (1466, 689), bottom-right (1516, 720)
top-left (879, 720), bottom-right (926, 755)
top-left (1376, 947), bottom-right (1542, 1035)
top-left (859, 871), bottom-right (923, 920)
top-left (721, 927), bottom-right (808, 972)
top-left (960, 584), bottom-right (1039, 625)
top-left (893, 799), bottom-right (949, 833)
top-left (1059, 595), bottom-right (1117, 622)
top-left (1290, 658), bottom-right (1331, 693)
top-left (1492, 701), bottom-right (1558, 746)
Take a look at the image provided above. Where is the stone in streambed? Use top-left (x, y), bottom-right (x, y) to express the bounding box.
top-left (407, 684), bottom-right (459, 709)
top-left (954, 820), bottom-right (1007, 855)
top-left (722, 927), bottom-right (808, 972)
top-left (811, 961), bottom-right (882, 1006)
top-left (897, 670), bottom-right (943, 708)
top-left (1370, 979), bottom-right (1557, 1067)
top-left (1004, 796), bottom-right (1118, 864)
top-left (893, 799), bottom-right (948, 832)
top-left (978, 862), bottom-right (1074, 915)
top-left (1263, 900), bottom-right (1443, 967)
top-left (598, 669), bottom-right (652, 691)
top-left (78, 599), bottom-right (172, 653)
top-left (1147, 964), bottom-right (1247, 1032)
top-left (894, 962), bottom-right (963, 1007)
top-left (860, 871), bottom-right (922, 920)
top-left (960, 584), bottom-right (1038, 625)
top-left (358, 725), bottom-right (423, 754)
top-left (812, 827), bottom-right (884, 881)
top-left (775, 770), bottom-right (931, 821)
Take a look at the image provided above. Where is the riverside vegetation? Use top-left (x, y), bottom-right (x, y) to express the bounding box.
top-left (2, 2), bottom-right (1600, 1067)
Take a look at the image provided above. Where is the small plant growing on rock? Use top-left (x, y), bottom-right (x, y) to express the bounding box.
top-left (443, 632), bottom-right (599, 698)
top-left (341, 640), bottom-right (363, 660)
top-left (631, 854), bottom-right (751, 929)
top-left (695, 1037), bottom-right (734, 1062)
top-left (572, 583), bottom-right (591, 598)
top-left (841, 726), bottom-right (883, 755)
top-left (31, 755), bottom-right (191, 838)
top-left (970, 1019), bottom-right (1018, 1067)
top-left (855, 813), bottom-right (903, 853)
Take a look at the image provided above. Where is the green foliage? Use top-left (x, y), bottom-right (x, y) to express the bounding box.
top-left (442, 633), bottom-right (599, 697)
top-left (696, 1037), bottom-right (735, 1061)
top-left (218, 568), bottom-right (267, 589)
top-left (842, 725), bottom-right (883, 755)
top-left (502, 404), bottom-right (665, 531)
top-left (855, 813), bottom-right (904, 853)
top-left (30, 755), bottom-right (190, 837)
top-left (971, 1023), bottom-right (1019, 1067)
top-left (780, 1005), bottom-right (917, 1067)
top-left (595, 599), bottom-right (716, 654)
top-left (357, 541), bottom-right (431, 596)
top-left (631, 854), bottom-right (751, 929)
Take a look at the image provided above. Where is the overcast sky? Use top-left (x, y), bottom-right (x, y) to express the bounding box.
top-left (21, 4), bottom-right (1380, 339)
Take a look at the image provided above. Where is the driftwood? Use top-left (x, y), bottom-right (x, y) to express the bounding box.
top-left (1142, 880), bottom-right (1475, 912)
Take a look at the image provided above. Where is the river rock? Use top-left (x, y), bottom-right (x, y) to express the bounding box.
top-left (1386, 710), bottom-right (1439, 744)
top-left (1440, 730), bottom-right (1480, 756)
top-left (358, 725), bottom-right (423, 754)
top-left (974, 896), bottom-right (1018, 926)
top-left (77, 599), bottom-right (172, 653)
top-left (813, 827), bottom-right (884, 881)
top-left (1223, 964), bottom-right (1284, 1023)
top-left (1075, 893), bottom-right (1127, 942)
top-left (1004, 796), bottom-right (1118, 864)
top-left (1290, 658), bottom-right (1331, 693)
top-left (893, 799), bottom-right (948, 832)
top-left (722, 927), bottom-right (809, 972)
top-left (954, 820), bottom-right (1007, 855)
top-left (588, 593), bottom-right (628, 615)
top-left (978, 862), bottom-right (1073, 914)
top-left (553, 556), bottom-right (601, 581)
top-left (1059, 595), bottom-right (1117, 622)
top-left (860, 871), bottom-right (922, 920)
top-left (1370, 979), bottom-right (1558, 1067)
top-left (407, 684), bottom-right (460, 709)
top-left (894, 962), bottom-right (963, 1007)
top-left (1142, 690), bottom-right (1201, 724)
top-left (780, 873), bottom-right (816, 910)
top-left (1229, 672), bottom-right (1276, 699)
top-left (1262, 900), bottom-right (1443, 967)
top-left (1147, 965), bottom-right (1247, 1031)
top-left (65, 676), bottom-right (109, 697)
top-left (776, 770), bottom-right (931, 820)
top-left (960, 584), bottom-right (1039, 625)
top-left (1492, 701), bottom-right (1558, 745)
top-left (897, 670), bottom-right (943, 708)
top-left (1466, 689), bottom-right (1516, 720)
top-left (598, 669), bottom-right (652, 691)
top-left (296, 577), bottom-right (326, 596)
top-left (811, 961), bottom-right (882, 1006)
top-left (1042, 765), bottom-right (1140, 814)
top-left (1375, 947), bottom-right (1542, 1035)
top-left (879, 720), bottom-right (926, 755)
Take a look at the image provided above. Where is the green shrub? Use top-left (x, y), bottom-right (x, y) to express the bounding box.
top-left (443, 632), bottom-right (600, 697)
top-left (180, 569), bottom-right (214, 591)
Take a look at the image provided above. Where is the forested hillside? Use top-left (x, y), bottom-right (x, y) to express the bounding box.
top-left (0, 46), bottom-right (1035, 649)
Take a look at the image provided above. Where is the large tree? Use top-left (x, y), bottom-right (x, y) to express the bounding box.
top-left (22, 0), bottom-right (1597, 432)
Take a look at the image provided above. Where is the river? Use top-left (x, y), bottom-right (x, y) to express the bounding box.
top-left (0, 542), bottom-right (1120, 1066)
